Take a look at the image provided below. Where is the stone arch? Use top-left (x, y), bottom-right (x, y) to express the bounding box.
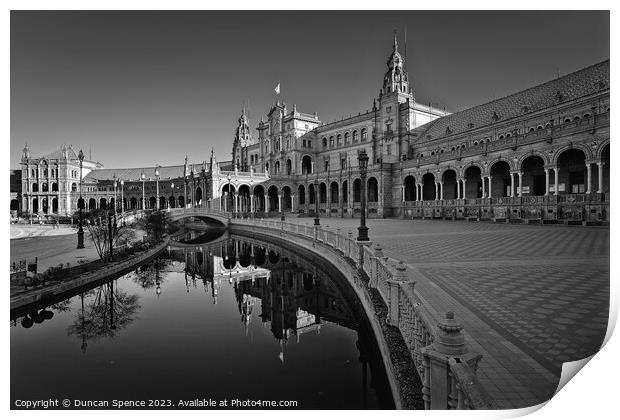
top-left (130, 197), bottom-right (138, 209)
top-left (301, 155), bottom-right (313, 174)
top-left (330, 181), bottom-right (339, 204)
top-left (487, 157), bottom-right (515, 172)
top-left (490, 160), bottom-right (512, 197)
top-left (464, 165), bottom-right (483, 198)
top-left (460, 161), bottom-right (484, 178)
top-left (88, 198), bottom-right (96, 210)
top-left (342, 180), bottom-right (348, 204)
top-left (596, 138), bottom-right (610, 160)
top-left (52, 197), bottom-right (58, 213)
top-left (100, 198), bottom-right (108, 209)
top-left (600, 143), bottom-right (610, 194)
top-left (422, 173), bottom-right (436, 200)
top-left (267, 185), bottom-right (279, 211)
top-left (441, 169), bottom-right (458, 199)
top-left (281, 186), bottom-right (292, 211)
top-left (286, 159), bottom-right (292, 175)
top-left (521, 155), bottom-right (546, 196)
top-left (367, 177), bottom-right (378, 202)
top-left (195, 186), bottom-right (203, 207)
top-left (552, 143), bottom-right (593, 166)
top-left (238, 184), bottom-right (251, 213)
top-left (253, 185), bottom-right (265, 212)
top-left (353, 178), bottom-right (361, 202)
top-left (298, 184), bottom-right (306, 205)
top-left (404, 175), bottom-right (416, 201)
top-left (516, 151), bottom-right (549, 169)
top-left (148, 196), bottom-right (156, 209)
top-left (308, 183), bottom-right (316, 205)
top-left (319, 182), bottom-right (327, 204)
top-left (556, 148), bottom-right (588, 194)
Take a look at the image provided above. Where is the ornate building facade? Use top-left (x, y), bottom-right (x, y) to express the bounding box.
top-left (14, 34), bottom-right (610, 223)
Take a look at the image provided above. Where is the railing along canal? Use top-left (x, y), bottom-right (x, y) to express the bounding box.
top-left (221, 213), bottom-right (494, 409)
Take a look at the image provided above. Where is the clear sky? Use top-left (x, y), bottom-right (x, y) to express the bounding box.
top-left (10, 10), bottom-right (609, 169)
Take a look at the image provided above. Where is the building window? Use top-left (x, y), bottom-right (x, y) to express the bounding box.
top-left (324, 161), bottom-right (329, 172)
top-left (341, 158), bottom-right (346, 169)
top-left (361, 128), bottom-right (368, 141)
top-left (387, 145), bottom-right (392, 155)
top-left (352, 130), bottom-right (358, 143)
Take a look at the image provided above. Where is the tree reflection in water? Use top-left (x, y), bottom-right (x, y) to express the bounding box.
top-left (67, 282), bottom-right (141, 353)
top-left (131, 258), bottom-right (171, 296)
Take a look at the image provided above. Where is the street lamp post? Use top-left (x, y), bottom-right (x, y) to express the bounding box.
top-left (314, 174), bottom-right (320, 226)
top-left (120, 179), bottom-right (125, 226)
top-left (141, 171), bottom-right (146, 211)
top-left (155, 165), bottom-right (161, 210)
top-left (77, 150), bottom-right (85, 249)
top-left (113, 176), bottom-right (118, 214)
top-left (120, 179), bottom-right (124, 214)
top-left (357, 149), bottom-right (370, 242)
top-left (170, 181), bottom-right (174, 209)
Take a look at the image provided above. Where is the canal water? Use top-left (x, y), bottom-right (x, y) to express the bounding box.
top-left (11, 228), bottom-right (394, 409)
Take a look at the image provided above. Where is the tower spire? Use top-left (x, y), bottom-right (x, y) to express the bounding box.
top-left (393, 29), bottom-right (398, 52)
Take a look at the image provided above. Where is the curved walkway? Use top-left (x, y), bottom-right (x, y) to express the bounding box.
top-left (241, 217), bottom-right (609, 408)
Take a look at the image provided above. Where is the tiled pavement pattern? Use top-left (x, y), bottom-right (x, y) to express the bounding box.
top-left (286, 217), bottom-right (609, 407)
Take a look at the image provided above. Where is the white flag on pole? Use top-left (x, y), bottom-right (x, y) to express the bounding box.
top-left (274, 82), bottom-right (280, 95)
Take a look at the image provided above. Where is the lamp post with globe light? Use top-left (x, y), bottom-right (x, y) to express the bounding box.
top-left (357, 149), bottom-right (370, 242)
top-left (141, 171), bottom-right (146, 211)
top-left (155, 165), bottom-right (161, 210)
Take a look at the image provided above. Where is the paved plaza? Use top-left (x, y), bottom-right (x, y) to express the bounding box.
top-left (284, 216), bottom-right (609, 407)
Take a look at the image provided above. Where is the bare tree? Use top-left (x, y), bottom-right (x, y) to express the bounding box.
top-left (86, 214), bottom-right (136, 261)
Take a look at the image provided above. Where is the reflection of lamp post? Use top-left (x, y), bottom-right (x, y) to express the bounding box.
top-left (141, 171), bottom-right (146, 210)
top-left (357, 149), bottom-right (370, 242)
top-left (227, 173), bottom-right (232, 216)
top-left (155, 165), bottom-right (161, 210)
top-left (314, 174), bottom-right (320, 226)
top-left (77, 149), bottom-right (85, 249)
top-left (249, 179), bottom-right (254, 218)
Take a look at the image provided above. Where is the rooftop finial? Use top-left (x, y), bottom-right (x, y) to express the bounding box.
top-left (393, 29), bottom-right (398, 52)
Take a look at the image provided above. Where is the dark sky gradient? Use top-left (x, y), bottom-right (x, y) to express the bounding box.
top-left (11, 11), bottom-right (609, 169)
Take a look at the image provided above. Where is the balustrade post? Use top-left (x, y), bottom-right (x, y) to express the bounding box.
top-left (387, 261), bottom-right (410, 326)
top-left (421, 312), bottom-right (482, 410)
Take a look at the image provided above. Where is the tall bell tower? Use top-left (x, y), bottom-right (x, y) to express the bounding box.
top-left (232, 104), bottom-right (252, 171)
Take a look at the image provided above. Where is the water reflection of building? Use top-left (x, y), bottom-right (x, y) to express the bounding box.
top-left (168, 236), bottom-right (358, 343)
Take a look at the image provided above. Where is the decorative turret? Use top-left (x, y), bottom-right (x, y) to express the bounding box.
top-left (209, 148), bottom-right (219, 175)
top-left (21, 143), bottom-right (30, 162)
top-left (382, 31), bottom-right (409, 95)
top-left (183, 155), bottom-right (189, 176)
